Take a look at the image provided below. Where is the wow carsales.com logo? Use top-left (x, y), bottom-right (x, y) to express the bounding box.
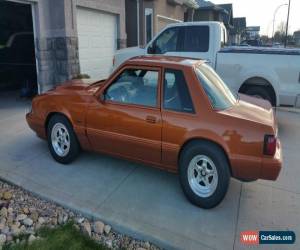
top-left (240, 231), bottom-right (296, 245)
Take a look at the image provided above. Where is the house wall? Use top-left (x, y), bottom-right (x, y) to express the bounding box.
top-left (125, 0), bottom-right (190, 46)
top-left (6, 0), bottom-right (126, 92)
top-left (154, 0), bottom-right (186, 33)
top-left (138, 0), bottom-right (155, 46)
top-left (194, 9), bottom-right (215, 21)
top-left (125, 0), bottom-right (138, 47)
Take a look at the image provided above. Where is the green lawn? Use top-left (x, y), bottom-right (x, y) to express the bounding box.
top-left (4, 222), bottom-right (108, 250)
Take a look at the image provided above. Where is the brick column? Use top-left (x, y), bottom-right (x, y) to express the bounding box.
top-left (34, 0), bottom-right (80, 93)
top-left (36, 37), bottom-right (80, 92)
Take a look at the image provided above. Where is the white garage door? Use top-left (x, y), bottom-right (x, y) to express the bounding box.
top-left (77, 7), bottom-right (117, 79)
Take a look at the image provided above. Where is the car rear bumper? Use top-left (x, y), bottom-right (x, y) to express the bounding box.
top-left (26, 112), bottom-right (46, 139)
top-left (260, 139), bottom-right (282, 180)
top-left (231, 139), bottom-right (282, 182)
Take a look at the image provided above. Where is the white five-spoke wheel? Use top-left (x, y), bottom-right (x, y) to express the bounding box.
top-left (47, 115), bottom-right (80, 164)
top-left (51, 123), bottom-right (71, 157)
top-left (188, 155), bottom-right (218, 198)
top-left (179, 141), bottom-right (230, 209)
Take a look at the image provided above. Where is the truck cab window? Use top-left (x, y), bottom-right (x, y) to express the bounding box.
top-left (184, 26), bottom-right (209, 52)
top-left (150, 27), bottom-right (180, 54)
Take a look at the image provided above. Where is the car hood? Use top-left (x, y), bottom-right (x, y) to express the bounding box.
top-left (223, 94), bottom-right (276, 131)
top-left (53, 79), bottom-right (106, 95)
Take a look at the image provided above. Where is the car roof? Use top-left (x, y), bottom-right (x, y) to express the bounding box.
top-left (126, 55), bottom-right (205, 68)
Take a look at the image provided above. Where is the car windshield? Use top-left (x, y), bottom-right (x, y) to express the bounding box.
top-left (195, 63), bottom-right (236, 110)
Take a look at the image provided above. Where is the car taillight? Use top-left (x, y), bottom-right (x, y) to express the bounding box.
top-left (112, 56), bottom-right (115, 66)
top-left (264, 135), bottom-right (277, 156)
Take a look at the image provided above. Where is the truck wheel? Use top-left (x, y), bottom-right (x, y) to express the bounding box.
top-left (47, 115), bottom-right (80, 164)
top-left (244, 86), bottom-right (274, 106)
top-left (179, 141), bottom-right (230, 209)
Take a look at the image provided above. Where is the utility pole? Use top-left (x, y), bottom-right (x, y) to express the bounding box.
top-left (284, 0), bottom-right (291, 47)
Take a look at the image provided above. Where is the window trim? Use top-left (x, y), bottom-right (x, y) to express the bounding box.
top-left (102, 65), bottom-right (162, 110)
top-left (145, 8), bottom-right (154, 44)
top-left (161, 67), bottom-right (196, 115)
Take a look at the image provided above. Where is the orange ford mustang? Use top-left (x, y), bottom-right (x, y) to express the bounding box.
top-left (26, 56), bottom-right (282, 208)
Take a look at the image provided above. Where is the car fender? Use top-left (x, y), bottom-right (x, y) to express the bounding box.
top-left (182, 128), bottom-right (231, 157)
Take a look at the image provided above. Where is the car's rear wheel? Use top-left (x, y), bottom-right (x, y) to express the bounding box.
top-left (47, 115), bottom-right (80, 164)
top-left (179, 141), bottom-right (230, 209)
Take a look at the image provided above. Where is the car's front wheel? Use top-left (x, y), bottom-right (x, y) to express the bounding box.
top-left (179, 141), bottom-right (230, 209)
top-left (47, 114), bottom-right (80, 164)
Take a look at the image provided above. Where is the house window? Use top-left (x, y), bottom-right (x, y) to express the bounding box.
top-left (145, 8), bottom-right (153, 43)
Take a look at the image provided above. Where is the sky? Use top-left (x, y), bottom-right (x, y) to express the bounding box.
top-left (211, 0), bottom-right (300, 36)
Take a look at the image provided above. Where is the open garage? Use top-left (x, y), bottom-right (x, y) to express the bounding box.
top-left (0, 0), bottom-right (37, 99)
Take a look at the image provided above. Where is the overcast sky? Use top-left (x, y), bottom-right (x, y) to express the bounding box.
top-left (211, 0), bottom-right (300, 36)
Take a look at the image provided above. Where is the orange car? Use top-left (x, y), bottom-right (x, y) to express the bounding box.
top-left (26, 56), bottom-right (282, 208)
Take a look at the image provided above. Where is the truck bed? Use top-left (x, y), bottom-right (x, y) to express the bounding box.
top-left (220, 46), bottom-right (300, 56)
top-left (216, 48), bottom-right (300, 107)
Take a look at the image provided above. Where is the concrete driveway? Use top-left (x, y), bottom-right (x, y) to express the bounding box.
top-left (0, 96), bottom-right (299, 250)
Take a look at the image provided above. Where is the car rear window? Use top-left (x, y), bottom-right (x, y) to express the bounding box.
top-left (196, 63), bottom-right (236, 110)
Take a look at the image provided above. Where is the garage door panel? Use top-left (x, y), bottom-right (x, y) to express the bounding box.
top-left (77, 7), bottom-right (117, 79)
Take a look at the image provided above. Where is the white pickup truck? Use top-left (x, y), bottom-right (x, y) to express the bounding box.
top-left (113, 21), bottom-right (300, 107)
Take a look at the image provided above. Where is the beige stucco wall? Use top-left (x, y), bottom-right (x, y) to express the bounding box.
top-left (154, 0), bottom-right (186, 34)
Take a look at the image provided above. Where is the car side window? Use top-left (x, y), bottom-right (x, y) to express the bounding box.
top-left (163, 69), bottom-right (195, 113)
top-left (105, 68), bottom-right (159, 108)
top-left (151, 27), bottom-right (180, 54)
top-left (184, 26), bottom-right (209, 52)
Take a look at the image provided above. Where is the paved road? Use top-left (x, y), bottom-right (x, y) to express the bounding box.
top-left (0, 96), bottom-right (299, 250)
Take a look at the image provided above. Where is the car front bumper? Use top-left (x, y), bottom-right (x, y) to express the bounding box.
top-left (26, 112), bottom-right (46, 139)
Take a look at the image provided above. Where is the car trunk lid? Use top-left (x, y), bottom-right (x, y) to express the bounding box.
top-left (225, 94), bottom-right (277, 134)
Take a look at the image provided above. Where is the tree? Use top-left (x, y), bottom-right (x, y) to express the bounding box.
top-left (274, 21), bottom-right (287, 43)
top-left (260, 35), bottom-right (270, 44)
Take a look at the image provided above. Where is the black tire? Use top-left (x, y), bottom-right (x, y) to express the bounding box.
top-left (244, 86), bottom-right (274, 106)
top-left (179, 141), bottom-right (230, 209)
top-left (47, 114), bottom-right (80, 164)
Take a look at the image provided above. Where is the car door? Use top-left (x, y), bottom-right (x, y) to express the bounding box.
top-left (161, 67), bottom-right (198, 171)
top-left (86, 66), bottom-right (162, 165)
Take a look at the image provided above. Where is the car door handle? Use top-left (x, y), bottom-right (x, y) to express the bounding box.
top-left (146, 115), bottom-right (157, 124)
